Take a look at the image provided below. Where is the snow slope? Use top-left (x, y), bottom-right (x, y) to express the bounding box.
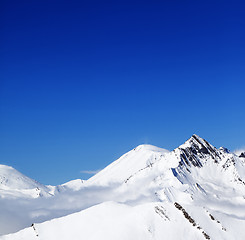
top-left (0, 135), bottom-right (245, 239)
top-left (86, 144), bottom-right (169, 185)
top-left (0, 165), bottom-right (51, 198)
top-left (3, 201), bottom-right (238, 240)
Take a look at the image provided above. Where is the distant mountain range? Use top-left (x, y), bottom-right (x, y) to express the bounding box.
top-left (0, 135), bottom-right (245, 239)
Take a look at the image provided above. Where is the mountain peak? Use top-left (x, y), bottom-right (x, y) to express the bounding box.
top-left (176, 134), bottom-right (220, 168)
top-left (0, 164), bottom-right (14, 171)
top-left (191, 133), bottom-right (202, 139)
top-left (134, 144), bottom-right (169, 153)
top-left (189, 134), bottom-right (206, 144)
top-left (0, 164), bottom-right (50, 195)
top-left (180, 134), bottom-right (209, 149)
top-left (183, 134), bottom-right (216, 151)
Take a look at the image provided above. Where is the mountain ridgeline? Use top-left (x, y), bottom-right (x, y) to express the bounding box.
top-left (0, 135), bottom-right (245, 240)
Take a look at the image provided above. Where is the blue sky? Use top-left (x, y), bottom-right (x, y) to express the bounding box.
top-left (1, 1), bottom-right (245, 185)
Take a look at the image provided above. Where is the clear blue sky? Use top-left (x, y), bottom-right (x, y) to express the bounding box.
top-left (1, 0), bottom-right (244, 185)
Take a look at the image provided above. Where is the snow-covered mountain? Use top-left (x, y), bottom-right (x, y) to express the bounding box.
top-left (0, 135), bottom-right (245, 239)
top-left (0, 164), bottom-right (52, 198)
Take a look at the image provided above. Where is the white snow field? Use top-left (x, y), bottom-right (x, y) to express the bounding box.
top-left (0, 135), bottom-right (245, 239)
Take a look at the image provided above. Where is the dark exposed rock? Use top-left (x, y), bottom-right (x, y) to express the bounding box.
top-left (31, 223), bottom-right (39, 237)
top-left (209, 214), bottom-right (215, 221)
top-left (155, 206), bottom-right (170, 221)
top-left (239, 152), bottom-right (245, 158)
top-left (206, 211), bottom-right (227, 232)
top-left (174, 202), bottom-right (211, 239)
top-left (202, 231), bottom-right (211, 239)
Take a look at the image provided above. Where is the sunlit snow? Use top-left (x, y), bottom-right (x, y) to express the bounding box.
top-left (0, 135), bottom-right (244, 239)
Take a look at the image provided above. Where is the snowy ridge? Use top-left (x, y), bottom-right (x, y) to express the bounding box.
top-left (0, 165), bottom-right (43, 190)
top-left (0, 165), bottom-right (51, 198)
top-left (0, 135), bottom-right (245, 239)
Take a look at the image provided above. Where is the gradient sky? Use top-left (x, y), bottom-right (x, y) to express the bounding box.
top-left (1, 0), bottom-right (245, 185)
